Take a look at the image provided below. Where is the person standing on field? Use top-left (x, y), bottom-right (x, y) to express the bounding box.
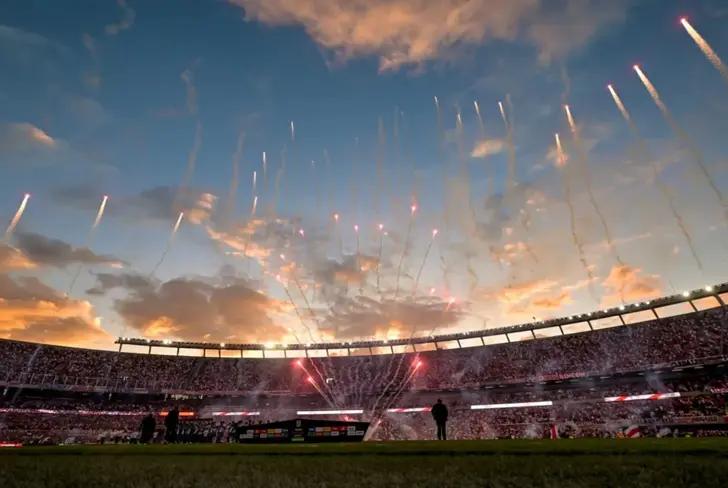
top-left (431, 399), bottom-right (448, 440)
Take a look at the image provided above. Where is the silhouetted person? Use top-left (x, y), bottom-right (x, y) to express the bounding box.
top-left (164, 407), bottom-right (179, 443)
top-left (140, 413), bottom-right (156, 443)
top-left (431, 399), bottom-right (448, 440)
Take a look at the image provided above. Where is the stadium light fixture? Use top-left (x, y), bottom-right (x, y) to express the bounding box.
top-left (470, 401), bottom-right (553, 410)
top-left (296, 409), bottom-right (364, 415)
top-left (705, 285), bottom-right (714, 292)
top-left (682, 291), bottom-right (690, 297)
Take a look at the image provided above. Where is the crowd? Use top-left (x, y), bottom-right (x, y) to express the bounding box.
top-left (1, 308), bottom-right (725, 397)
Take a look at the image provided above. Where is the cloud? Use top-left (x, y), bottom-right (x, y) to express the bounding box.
top-left (230, 0), bottom-right (627, 70)
top-left (601, 264), bottom-right (662, 307)
top-left (0, 274), bottom-right (110, 347)
top-left (112, 276), bottom-right (289, 342)
top-left (12, 232), bottom-right (124, 269)
top-left (85, 272), bottom-right (153, 295)
top-left (321, 295), bottom-right (462, 339)
top-left (526, 0), bottom-right (627, 64)
top-left (0, 244), bottom-right (36, 272)
top-left (0, 122), bottom-right (56, 152)
top-left (105, 0), bottom-right (136, 36)
top-left (471, 138), bottom-right (505, 158)
top-left (51, 184), bottom-right (218, 225)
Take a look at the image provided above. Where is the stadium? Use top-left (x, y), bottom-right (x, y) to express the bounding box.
top-left (3, 0), bottom-right (728, 486)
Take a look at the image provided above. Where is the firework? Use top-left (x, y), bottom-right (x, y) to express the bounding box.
top-left (225, 131), bottom-right (245, 221)
top-left (67, 195), bottom-right (110, 294)
top-left (290, 121), bottom-right (295, 142)
top-left (563, 104), bottom-right (625, 268)
top-left (3, 193), bottom-right (30, 242)
top-left (498, 101), bottom-right (507, 126)
top-left (149, 212), bottom-right (185, 277)
top-left (412, 228), bottom-right (438, 295)
top-left (92, 195), bottom-right (109, 230)
top-left (634, 64), bottom-right (724, 208)
top-left (394, 205), bottom-right (417, 298)
top-left (554, 134), bottom-right (597, 298)
top-left (681, 18), bottom-right (728, 86)
top-left (607, 84), bottom-right (704, 271)
top-left (252, 170), bottom-right (257, 194)
top-left (250, 195), bottom-right (258, 217)
top-left (262, 151), bottom-right (267, 180)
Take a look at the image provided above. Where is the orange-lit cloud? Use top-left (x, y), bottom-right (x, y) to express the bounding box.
top-left (0, 122), bottom-right (56, 152)
top-left (230, 0), bottom-right (626, 70)
top-left (0, 244), bottom-right (36, 272)
top-left (601, 264), bottom-right (662, 307)
top-left (471, 139), bottom-right (505, 158)
top-left (113, 276), bottom-right (289, 342)
top-left (0, 274), bottom-right (110, 347)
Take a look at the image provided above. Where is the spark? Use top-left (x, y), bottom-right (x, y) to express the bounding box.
top-left (681, 18), bottom-right (728, 85)
top-left (4, 193), bottom-right (30, 242)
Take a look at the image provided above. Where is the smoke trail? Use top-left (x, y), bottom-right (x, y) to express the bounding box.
top-left (498, 100), bottom-right (517, 192)
top-left (555, 134), bottom-right (597, 299)
top-left (67, 195), bottom-right (110, 294)
top-left (394, 205), bottom-right (416, 298)
top-left (225, 131), bottom-right (245, 222)
top-left (3, 193), bottom-right (30, 242)
top-left (563, 104), bottom-right (625, 268)
top-left (149, 211), bottom-right (184, 277)
top-left (262, 151), bottom-right (267, 181)
top-left (634, 65), bottom-right (724, 208)
top-left (173, 122), bottom-right (203, 213)
top-left (681, 18), bottom-right (728, 86)
top-left (607, 84), bottom-right (704, 271)
top-left (277, 274), bottom-right (317, 343)
top-left (412, 229), bottom-right (438, 295)
top-left (376, 224), bottom-right (385, 294)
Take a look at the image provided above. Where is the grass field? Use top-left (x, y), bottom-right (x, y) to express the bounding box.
top-left (2, 439), bottom-right (728, 487)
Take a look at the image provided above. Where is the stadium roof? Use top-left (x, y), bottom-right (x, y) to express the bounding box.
top-left (115, 282), bottom-right (727, 357)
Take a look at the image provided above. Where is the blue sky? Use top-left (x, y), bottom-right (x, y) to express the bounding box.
top-left (0, 0), bottom-right (726, 348)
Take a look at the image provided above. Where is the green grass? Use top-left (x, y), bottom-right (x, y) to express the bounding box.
top-left (2, 439), bottom-right (728, 487)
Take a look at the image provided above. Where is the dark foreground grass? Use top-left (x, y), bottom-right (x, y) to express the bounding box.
top-left (2, 439), bottom-right (728, 487)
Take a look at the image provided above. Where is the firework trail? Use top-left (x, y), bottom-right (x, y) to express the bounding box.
top-left (681, 18), bottom-right (728, 86)
top-left (149, 212), bottom-right (184, 277)
top-left (412, 229), bottom-right (438, 295)
top-left (272, 147), bottom-right (286, 216)
top-left (473, 100), bottom-right (485, 136)
top-left (67, 195), bottom-right (110, 294)
top-left (3, 193), bottom-right (30, 242)
top-left (394, 204), bottom-right (417, 298)
top-left (378, 358), bottom-right (422, 416)
top-left (354, 224), bottom-right (362, 294)
top-left (634, 65), bottom-right (724, 208)
top-left (250, 196), bottom-right (258, 217)
top-left (555, 134), bottom-right (597, 298)
top-left (290, 121), bottom-right (295, 142)
top-left (607, 84), bottom-right (704, 270)
top-left (564, 104), bottom-right (625, 268)
top-left (252, 170), bottom-right (257, 195)
top-left (376, 223), bottom-right (385, 294)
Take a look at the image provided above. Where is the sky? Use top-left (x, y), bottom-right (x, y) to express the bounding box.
top-left (0, 0), bottom-right (727, 349)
